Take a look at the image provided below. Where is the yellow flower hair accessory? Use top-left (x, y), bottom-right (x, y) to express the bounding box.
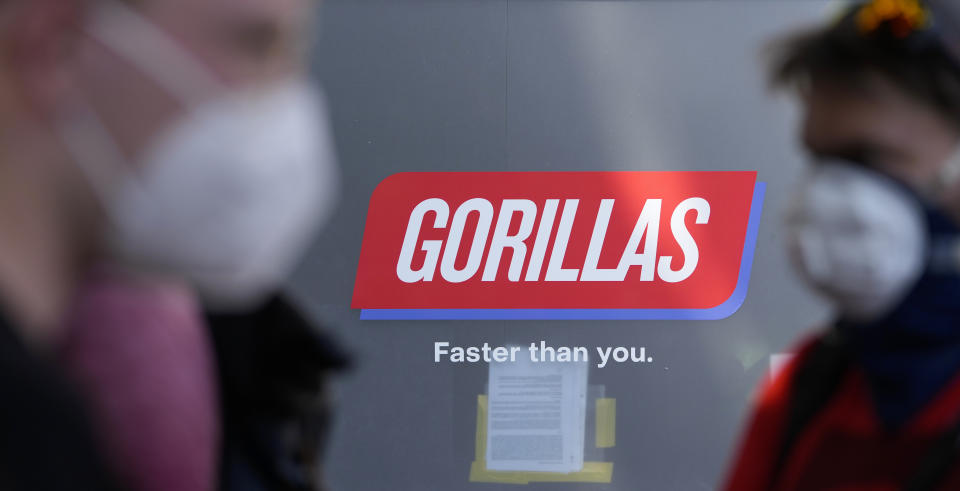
top-left (856, 0), bottom-right (930, 38)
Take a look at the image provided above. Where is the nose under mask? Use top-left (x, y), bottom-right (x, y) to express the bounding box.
top-left (58, 1), bottom-right (339, 311)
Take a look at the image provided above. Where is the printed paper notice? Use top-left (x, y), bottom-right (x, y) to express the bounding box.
top-left (485, 351), bottom-right (588, 473)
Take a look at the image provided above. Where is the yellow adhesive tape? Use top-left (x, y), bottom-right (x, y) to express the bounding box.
top-left (595, 398), bottom-right (617, 448)
top-left (476, 395), bottom-right (488, 461)
top-left (469, 461), bottom-right (614, 484)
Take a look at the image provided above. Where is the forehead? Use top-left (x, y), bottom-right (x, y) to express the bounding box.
top-left (801, 75), bottom-right (952, 156)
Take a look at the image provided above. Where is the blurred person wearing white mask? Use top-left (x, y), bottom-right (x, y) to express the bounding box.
top-left (63, 0), bottom-right (338, 311)
top-left (52, 0), bottom-right (341, 490)
top-left (724, 1), bottom-right (960, 489)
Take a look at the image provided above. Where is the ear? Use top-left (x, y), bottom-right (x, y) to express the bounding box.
top-left (1, 0), bottom-right (84, 115)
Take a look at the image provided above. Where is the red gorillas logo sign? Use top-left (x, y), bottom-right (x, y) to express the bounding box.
top-left (352, 172), bottom-right (764, 320)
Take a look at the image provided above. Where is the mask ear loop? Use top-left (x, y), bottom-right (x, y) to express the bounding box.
top-left (60, 1), bottom-right (226, 226)
top-left (925, 146), bottom-right (960, 273)
top-left (56, 1), bottom-right (226, 254)
top-left (926, 145), bottom-right (960, 198)
top-left (84, 0), bottom-right (222, 106)
top-left (55, 99), bottom-right (131, 211)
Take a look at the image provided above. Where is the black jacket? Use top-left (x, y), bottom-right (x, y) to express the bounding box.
top-left (207, 295), bottom-right (350, 491)
top-left (0, 307), bottom-right (122, 491)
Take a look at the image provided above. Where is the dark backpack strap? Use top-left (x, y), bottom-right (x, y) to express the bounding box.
top-left (771, 329), bottom-right (852, 487)
top-left (903, 413), bottom-right (960, 491)
top-left (769, 329), bottom-right (960, 491)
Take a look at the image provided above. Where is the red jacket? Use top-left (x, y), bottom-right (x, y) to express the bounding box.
top-left (723, 336), bottom-right (960, 491)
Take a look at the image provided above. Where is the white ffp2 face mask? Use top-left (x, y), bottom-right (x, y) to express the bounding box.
top-left (785, 161), bottom-right (940, 322)
top-left (61, 2), bottom-right (338, 310)
top-left (787, 150), bottom-right (960, 322)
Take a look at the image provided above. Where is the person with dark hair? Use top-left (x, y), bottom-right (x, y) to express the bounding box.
top-left (724, 1), bottom-right (960, 489)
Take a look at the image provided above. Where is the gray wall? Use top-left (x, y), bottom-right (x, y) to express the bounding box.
top-left (291, 1), bottom-right (835, 489)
